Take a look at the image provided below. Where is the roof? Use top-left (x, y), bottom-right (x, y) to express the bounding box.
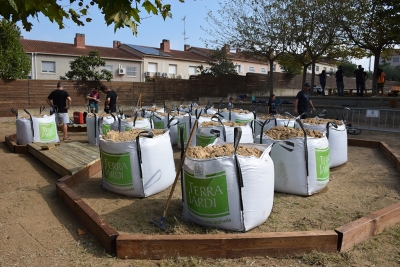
top-left (189, 46), bottom-right (268, 64)
top-left (121, 44), bottom-right (211, 62)
top-left (20, 39), bottom-right (142, 60)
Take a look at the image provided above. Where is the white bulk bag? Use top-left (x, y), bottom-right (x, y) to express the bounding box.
top-left (196, 117), bottom-right (226, 147)
top-left (150, 113), bottom-right (180, 145)
top-left (233, 111), bottom-right (255, 124)
top-left (182, 129), bottom-right (275, 231)
top-left (254, 118), bottom-right (275, 141)
top-left (275, 118), bottom-right (296, 128)
top-left (101, 115), bottom-right (115, 135)
top-left (86, 115), bottom-right (101, 146)
top-left (326, 122), bottom-right (347, 168)
top-left (302, 120), bottom-right (348, 168)
top-left (225, 123), bottom-right (254, 143)
top-left (111, 118), bottom-right (134, 132)
top-left (32, 114), bottom-right (59, 143)
top-left (16, 117), bottom-right (33, 145)
top-left (99, 130), bottom-right (176, 197)
top-left (268, 129), bottom-right (330, 196)
top-left (177, 114), bottom-right (196, 148)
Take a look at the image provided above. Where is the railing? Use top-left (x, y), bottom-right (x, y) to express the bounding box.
top-left (349, 108), bottom-right (400, 132)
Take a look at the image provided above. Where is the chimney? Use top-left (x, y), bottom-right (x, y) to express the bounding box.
top-left (20, 36), bottom-right (24, 40)
top-left (113, 40), bottom-right (121, 48)
top-left (184, 44), bottom-right (191, 51)
top-left (224, 44), bottom-right (231, 53)
top-left (74, 33), bottom-right (85, 48)
top-left (160, 39), bottom-right (170, 52)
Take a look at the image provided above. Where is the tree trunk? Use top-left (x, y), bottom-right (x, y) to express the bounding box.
top-left (269, 60), bottom-right (274, 95)
top-left (372, 51), bottom-right (381, 96)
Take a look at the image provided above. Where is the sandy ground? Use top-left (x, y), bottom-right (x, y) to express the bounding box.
top-left (1, 120), bottom-right (400, 267)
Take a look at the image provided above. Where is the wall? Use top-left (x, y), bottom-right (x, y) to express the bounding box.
top-left (1, 73), bottom-right (399, 117)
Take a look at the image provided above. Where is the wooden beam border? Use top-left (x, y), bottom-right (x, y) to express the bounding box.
top-left (5, 134), bottom-right (29, 154)
top-left (47, 137), bottom-right (400, 259)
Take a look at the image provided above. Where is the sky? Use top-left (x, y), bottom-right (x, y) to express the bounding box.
top-left (17, 0), bottom-right (371, 68)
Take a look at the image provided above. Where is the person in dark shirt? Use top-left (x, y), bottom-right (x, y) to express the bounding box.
top-left (294, 82), bottom-right (316, 119)
top-left (46, 82), bottom-right (72, 140)
top-left (100, 85), bottom-right (118, 113)
top-left (353, 65), bottom-right (364, 97)
top-left (267, 94), bottom-right (277, 114)
top-left (335, 66), bottom-right (345, 97)
top-left (316, 70), bottom-right (327, 96)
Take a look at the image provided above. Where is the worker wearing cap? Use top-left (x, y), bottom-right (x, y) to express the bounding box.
top-left (294, 82), bottom-right (316, 119)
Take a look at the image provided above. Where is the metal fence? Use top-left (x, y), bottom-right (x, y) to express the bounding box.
top-left (349, 108), bottom-right (400, 132)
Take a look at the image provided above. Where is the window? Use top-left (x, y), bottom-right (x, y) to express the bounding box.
top-left (260, 67), bottom-right (267, 74)
top-left (315, 66), bottom-right (320, 72)
top-left (330, 68), bottom-right (333, 72)
top-left (169, 64), bottom-right (177, 74)
top-left (248, 66), bottom-right (255, 73)
top-left (103, 65), bottom-right (113, 72)
top-left (308, 66), bottom-right (311, 70)
top-left (42, 61), bottom-right (55, 73)
top-left (235, 65), bottom-right (243, 73)
top-left (126, 66), bottom-right (137, 77)
top-left (148, 63), bottom-right (157, 73)
top-left (323, 67), bottom-right (327, 71)
top-left (393, 57), bottom-right (399, 63)
top-left (273, 65), bottom-right (276, 72)
top-left (189, 66), bottom-right (197, 75)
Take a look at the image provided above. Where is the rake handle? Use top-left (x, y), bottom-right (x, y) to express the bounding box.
top-left (161, 118), bottom-right (198, 220)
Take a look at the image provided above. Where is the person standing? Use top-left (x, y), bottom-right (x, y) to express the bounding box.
top-left (86, 86), bottom-right (100, 113)
top-left (377, 68), bottom-right (386, 96)
top-left (294, 82), bottom-right (316, 119)
top-left (336, 66), bottom-right (345, 97)
top-left (362, 68), bottom-right (368, 96)
top-left (46, 82), bottom-right (72, 141)
top-left (317, 70), bottom-right (327, 96)
top-left (100, 85), bottom-right (118, 113)
top-left (267, 94), bottom-right (277, 114)
top-left (227, 97), bottom-right (234, 109)
top-left (353, 65), bottom-right (364, 97)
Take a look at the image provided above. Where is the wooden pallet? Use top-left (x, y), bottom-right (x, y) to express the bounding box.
top-left (28, 141), bottom-right (100, 176)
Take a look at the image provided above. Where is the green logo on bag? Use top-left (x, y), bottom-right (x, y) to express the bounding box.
top-left (316, 147), bottom-right (330, 181)
top-left (38, 122), bottom-right (56, 141)
top-left (101, 150), bottom-right (132, 186)
top-left (125, 126), bottom-right (132, 132)
top-left (102, 124), bottom-right (111, 134)
top-left (177, 123), bottom-right (187, 144)
top-left (235, 119), bottom-right (252, 124)
top-left (196, 135), bottom-right (216, 147)
top-left (153, 120), bottom-right (165, 129)
top-left (184, 170), bottom-right (229, 218)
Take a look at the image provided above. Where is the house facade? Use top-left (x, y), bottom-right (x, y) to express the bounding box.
top-left (20, 33), bottom-right (337, 81)
top-left (21, 33), bottom-right (143, 81)
top-left (380, 50), bottom-right (400, 67)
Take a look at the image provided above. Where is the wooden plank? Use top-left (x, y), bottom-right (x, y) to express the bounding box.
top-left (34, 145), bottom-right (81, 174)
top-left (335, 202), bottom-right (400, 252)
top-left (348, 138), bottom-right (380, 148)
top-left (58, 159), bottom-right (101, 188)
top-left (56, 181), bottom-right (119, 254)
top-left (5, 134), bottom-right (29, 154)
top-left (116, 231), bottom-right (338, 259)
top-left (66, 142), bottom-right (99, 158)
top-left (379, 142), bottom-right (400, 166)
top-left (28, 143), bottom-right (72, 176)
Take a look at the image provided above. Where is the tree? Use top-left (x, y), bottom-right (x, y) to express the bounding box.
top-left (197, 46), bottom-right (238, 77)
top-left (61, 50), bottom-right (113, 81)
top-left (0, 19), bottom-right (31, 80)
top-left (340, 61), bottom-right (357, 78)
top-left (331, 0), bottom-right (400, 95)
top-left (0, 0), bottom-right (184, 35)
top-left (204, 0), bottom-right (288, 95)
top-left (276, 53), bottom-right (303, 75)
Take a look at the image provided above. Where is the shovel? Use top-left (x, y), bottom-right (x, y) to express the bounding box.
top-left (151, 111), bottom-right (200, 230)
